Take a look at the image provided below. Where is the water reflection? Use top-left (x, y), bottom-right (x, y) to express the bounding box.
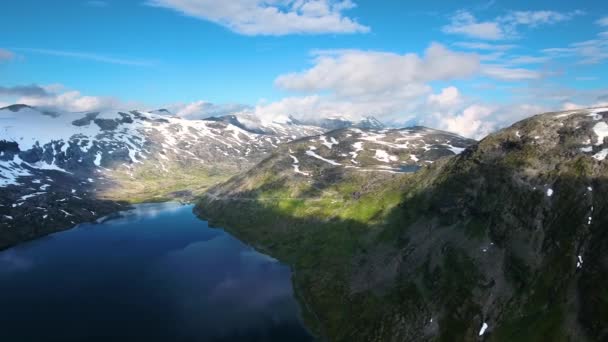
top-left (0, 203), bottom-right (312, 342)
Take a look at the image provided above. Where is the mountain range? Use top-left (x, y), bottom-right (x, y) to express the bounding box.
top-left (2, 103), bottom-right (608, 341)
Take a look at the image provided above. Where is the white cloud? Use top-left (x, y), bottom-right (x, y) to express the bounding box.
top-left (12, 48), bottom-right (155, 66)
top-left (507, 55), bottom-right (551, 65)
top-left (481, 65), bottom-right (543, 80)
top-left (501, 10), bottom-right (583, 27)
top-left (17, 91), bottom-right (123, 112)
top-left (543, 33), bottom-right (608, 64)
top-left (428, 86), bottom-right (461, 108)
top-left (453, 41), bottom-right (517, 51)
top-left (432, 104), bottom-right (496, 139)
top-left (167, 100), bottom-right (251, 119)
top-left (4, 85), bottom-right (135, 112)
top-left (146, 0), bottom-right (369, 35)
top-left (253, 43), bottom-right (551, 136)
top-left (0, 48), bottom-right (15, 62)
top-left (423, 87), bottom-right (549, 138)
top-left (562, 101), bottom-right (608, 111)
top-left (443, 10), bottom-right (583, 40)
top-left (275, 43), bottom-right (479, 96)
top-left (443, 11), bottom-right (505, 40)
top-left (251, 43), bottom-right (483, 124)
top-left (596, 16), bottom-right (608, 27)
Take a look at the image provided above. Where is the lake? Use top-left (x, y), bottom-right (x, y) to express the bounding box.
top-left (0, 202), bottom-right (313, 342)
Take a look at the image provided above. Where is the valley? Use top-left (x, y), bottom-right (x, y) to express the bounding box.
top-left (2, 104), bottom-right (608, 341)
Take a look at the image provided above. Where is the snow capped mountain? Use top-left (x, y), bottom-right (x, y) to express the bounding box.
top-left (0, 104), bottom-right (325, 188)
top-left (262, 125), bottom-right (475, 178)
top-left (0, 104), bottom-right (324, 241)
top-left (356, 116), bottom-right (384, 129)
top-left (204, 113), bottom-right (324, 138)
top-left (292, 115), bottom-right (386, 131)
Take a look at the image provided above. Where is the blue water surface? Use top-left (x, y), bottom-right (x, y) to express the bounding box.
top-left (0, 203), bottom-right (312, 342)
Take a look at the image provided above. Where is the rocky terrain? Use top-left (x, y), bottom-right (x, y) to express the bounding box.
top-left (0, 104), bottom-right (323, 249)
top-left (196, 107), bottom-right (608, 341)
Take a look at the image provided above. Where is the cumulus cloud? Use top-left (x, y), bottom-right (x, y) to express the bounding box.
top-left (432, 104), bottom-right (496, 139)
top-left (422, 87), bottom-right (549, 138)
top-left (146, 0), bottom-right (369, 35)
top-left (443, 10), bottom-right (583, 40)
top-left (250, 42), bottom-right (553, 137)
top-left (0, 84), bottom-right (132, 112)
top-left (166, 100), bottom-right (251, 119)
top-left (275, 43), bottom-right (479, 96)
top-left (254, 94), bottom-right (424, 124)
top-left (427, 86), bottom-right (462, 108)
top-left (248, 43), bottom-right (483, 124)
top-left (0, 48), bottom-right (15, 62)
top-left (17, 90), bottom-right (124, 112)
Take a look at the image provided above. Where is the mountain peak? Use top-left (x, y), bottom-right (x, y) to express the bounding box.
top-left (149, 108), bottom-right (173, 115)
top-left (355, 116), bottom-right (384, 129)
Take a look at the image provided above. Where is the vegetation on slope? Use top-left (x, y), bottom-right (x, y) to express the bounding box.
top-left (196, 108), bottom-right (608, 341)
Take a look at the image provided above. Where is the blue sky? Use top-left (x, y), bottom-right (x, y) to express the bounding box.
top-left (1, 0), bottom-right (607, 137)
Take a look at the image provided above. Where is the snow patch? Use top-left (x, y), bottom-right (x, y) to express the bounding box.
top-left (593, 122), bottom-right (608, 145)
top-left (305, 151), bottom-right (341, 166)
top-left (588, 107), bottom-right (608, 120)
top-left (94, 152), bottom-right (102, 166)
top-left (18, 192), bottom-right (45, 201)
top-left (593, 148), bottom-right (608, 161)
top-left (319, 136), bottom-right (338, 149)
top-left (374, 149), bottom-right (398, 163)
top-left (479, 323), bottom-right (489, 336)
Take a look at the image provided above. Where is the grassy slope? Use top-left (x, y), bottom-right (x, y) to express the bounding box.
top-left (97, 161), bottom-right (233, 204)
top-left (196, 111), bottom-right (608, 341)
top-left (197, 167), bottom-right (418, 340)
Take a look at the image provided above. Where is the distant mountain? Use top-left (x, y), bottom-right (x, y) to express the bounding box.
top-left (204, 113), bottom-right (323, 137)
top-left (196, 107), bottom-right (608, 341)
top-left (148, 108), bottom-right (172, 115)
top-left (293, 115), bottom-right (386, 131)
top-left (0, 104), bottom-right (322, 249)
top-left (356, 116), bottom-right (385, 129)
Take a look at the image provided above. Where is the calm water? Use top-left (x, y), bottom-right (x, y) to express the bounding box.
top-left (0, 203), bottom-right (312, 342)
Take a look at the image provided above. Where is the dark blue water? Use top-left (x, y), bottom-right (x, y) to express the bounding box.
top-left (0, 203), bottom-right (312, 342)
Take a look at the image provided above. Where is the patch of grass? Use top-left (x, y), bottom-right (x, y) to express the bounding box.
top-left (98, 162), bottom-right (230, 203)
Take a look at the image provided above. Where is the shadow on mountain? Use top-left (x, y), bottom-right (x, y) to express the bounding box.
top-left (195, 140), bottom-right (608, 342)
